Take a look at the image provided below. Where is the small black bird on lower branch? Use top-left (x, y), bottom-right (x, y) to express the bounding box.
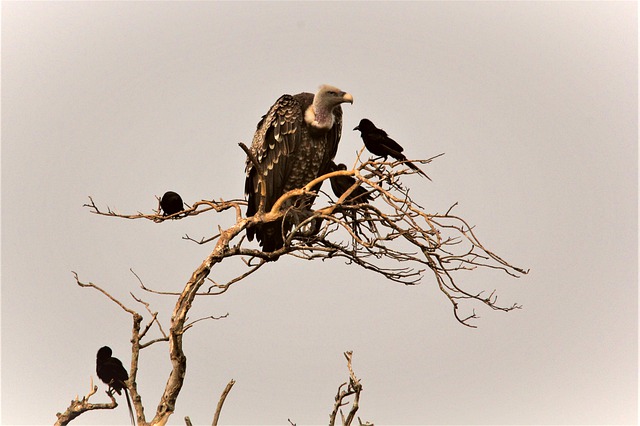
top-left (353, 118), bottom-right (431, 180)
top-left (96, 346), bottom-right (135, 426)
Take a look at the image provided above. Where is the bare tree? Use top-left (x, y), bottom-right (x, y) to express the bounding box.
top-left (56, 151), bottom-right (527, 425)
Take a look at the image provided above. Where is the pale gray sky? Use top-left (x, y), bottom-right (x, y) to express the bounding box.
top-left (2, 2), bottom-right (637, 425)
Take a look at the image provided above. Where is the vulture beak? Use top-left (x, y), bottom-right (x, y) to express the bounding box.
top-left (341, 92), bottom-right (354, 104)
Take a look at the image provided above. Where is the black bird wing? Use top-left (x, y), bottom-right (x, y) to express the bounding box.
top-left (245, 94), bottom-right (309, 250)
top-left (328, 164), bottom-right (371, 204)
top-left (98, 357), bottom-right (129, 394)
top-left (374, 129), bottom-right (404, 155)
top-left (347, 183), bottom-right (372, 203)
top-left (245, 92), bottom-right (344, 250)
top-left (365, 133), bottom-right (401, 158)
top-left (357, 120), bottom-right (431, 180)
top-left (331, 176), bottom-right (371, 203)
top-left (107, 358), bottom-right (135, 425)
top-left (361, 126), bottom-right (405, 158)
top-left (109, 357), bottom-right (128, 379)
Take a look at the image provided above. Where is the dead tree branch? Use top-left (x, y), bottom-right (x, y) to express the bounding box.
top-left (81, 155), bottom-right (527, 328)
top-left (64, 151), bottom-right (526, 424)
top-left (147, 215), bottom-right (251, 426)
top-left (184, 313), bottom-right (230, 333)
top-left (71, 273), bottom-right (150, 425)
top-left (84, 196), bottom-right (245, 223)
top-left (212, 379), bottom-right (236, 426)
top-left (329, 351), bottom-right (366, 426)
top-left (55, 378), bottom-right (117, 426)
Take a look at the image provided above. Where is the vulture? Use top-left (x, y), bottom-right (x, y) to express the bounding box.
top-left (96, 346), bottom-right (135, 425)
top-left (328, 162), bottom-right (371, 204)
top-left (245, 85), bottom-right (353, 252)
top-left (354, 118), bottom-right (431, 180)
top-left (160, 191), bottom-right (184, 216)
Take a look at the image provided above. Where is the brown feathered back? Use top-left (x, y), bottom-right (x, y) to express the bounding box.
top-left (245, 89), bottom-right (346, 251)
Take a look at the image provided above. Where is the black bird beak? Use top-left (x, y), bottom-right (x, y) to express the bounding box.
top-left (353, 125), bottom-right (360, 131)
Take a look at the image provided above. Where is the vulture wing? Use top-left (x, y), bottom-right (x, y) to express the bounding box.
top-left (245, 87), bottom-right (349, 252)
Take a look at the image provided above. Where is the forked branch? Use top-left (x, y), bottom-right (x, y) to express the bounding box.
top-left (329, 351), bottom-right (367, 426)
top-left (66, 152), bottom-right (526, 425)
top-left (55, 378), bottom-right (117, 426)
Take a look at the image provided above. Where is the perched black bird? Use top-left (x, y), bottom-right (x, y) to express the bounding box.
top-left (328, 162), bottom-right (371, 204)
top-left (327, 162), bottom-right (374, 237)
top-left (245, 85), bottom-right (354, 252)
top-left (96, 346), bottom-right (135, 426)
top-left (353, 118), bottom-right (430, 180)
top-left (160, 191), bottom-right (184, 216)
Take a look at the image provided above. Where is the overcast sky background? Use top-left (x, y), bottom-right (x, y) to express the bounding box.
top-left (2, 2), bottom-right (637, 425)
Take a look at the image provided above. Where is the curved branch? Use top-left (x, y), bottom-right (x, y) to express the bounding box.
top-left (55, 378), bottom-right (117, 426)
top-left (149, 217), bottom-right (248, 425)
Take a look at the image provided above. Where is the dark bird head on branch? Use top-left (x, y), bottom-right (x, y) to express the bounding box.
top-left (160, 191), bottom-right (184, 217)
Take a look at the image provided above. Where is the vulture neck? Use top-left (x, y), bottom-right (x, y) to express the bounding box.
top-left (305, 102), bottom-right (335, 131)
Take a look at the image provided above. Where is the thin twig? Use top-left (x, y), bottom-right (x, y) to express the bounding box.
top-left (184, 313), bottom-right (230, 332)
top-left (212, 379), bottom-right (236, 426)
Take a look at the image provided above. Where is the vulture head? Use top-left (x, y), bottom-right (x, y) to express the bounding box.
top-left (305, 84), bottom-right (353, 130)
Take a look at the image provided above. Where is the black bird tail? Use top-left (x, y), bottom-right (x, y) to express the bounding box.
top-left (387, 149), bottom-right (432, 181)
top-left (405, 160), bottom-right (432, 181)
top-left (124, 388), bottom-right (135, 426)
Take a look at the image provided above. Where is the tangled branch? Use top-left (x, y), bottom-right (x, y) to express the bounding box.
top-left (329, 351), bottom-right (369, 426)
top-left (63, 151), bottom-right (526, 424)
top-left (83, 155), bottom-right (526, 329)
